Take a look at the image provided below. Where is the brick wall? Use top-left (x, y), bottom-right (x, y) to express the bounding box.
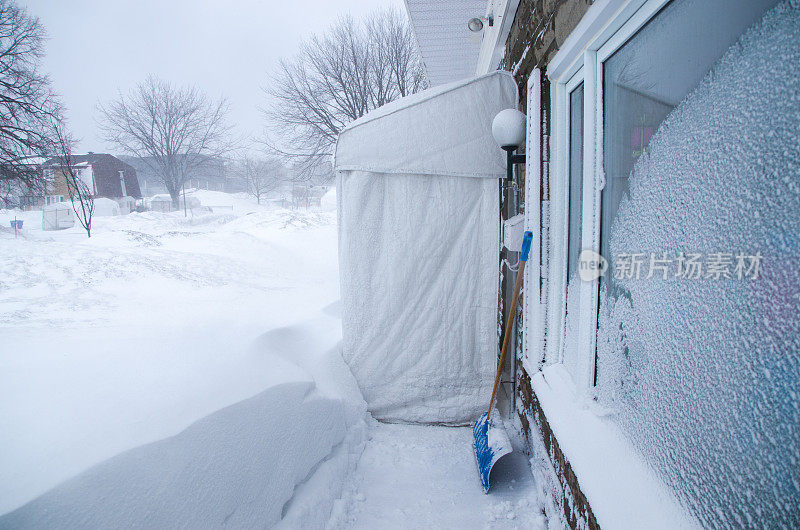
top-left (502, 0), bottom-right (592, 112)
top-left (499, 1), bottom-right (599, 528)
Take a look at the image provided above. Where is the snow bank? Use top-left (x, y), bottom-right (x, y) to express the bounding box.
top-left (1, 314), bottom-right (367, 529)
top-left (0, 200), bottom-right (366, 527)
top-left (596, 2), bottom-right (800, 527)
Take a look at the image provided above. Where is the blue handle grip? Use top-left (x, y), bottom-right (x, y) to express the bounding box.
top-left (520, 231), bottom-right (533, 262)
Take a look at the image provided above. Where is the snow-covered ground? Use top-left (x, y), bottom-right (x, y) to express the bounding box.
top-left (330, 422), bottom-right (546, 529)
top-left (0, 190), bottom-right (544, 527)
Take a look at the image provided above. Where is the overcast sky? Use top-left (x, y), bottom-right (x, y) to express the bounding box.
top-left (23, 0), bottom-right (404, 155)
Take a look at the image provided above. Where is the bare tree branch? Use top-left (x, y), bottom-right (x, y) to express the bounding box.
top-left (98, 76), bottom-right (233, 208)
top-left (0, 0), bottom-right (64, 191)
top-left (52, 122), bottom-right (93, 237)
top-left (262, 7), bottom-right (427, 180)
top-left (233, 156), bottom-right (286, 205)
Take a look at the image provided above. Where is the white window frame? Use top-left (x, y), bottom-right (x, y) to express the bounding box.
top-left (522, 69), bottom-right (542, 371)
top-left (543, 0), bottom-right (673, 394)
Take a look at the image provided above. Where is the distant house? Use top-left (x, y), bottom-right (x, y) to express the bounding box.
top-left (119, 155), bottom-right (242, 195)
top-left (41, 153), bottom-right (142, 207)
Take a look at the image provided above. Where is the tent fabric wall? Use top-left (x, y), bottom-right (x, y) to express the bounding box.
top-left (335, 71), bottom-right (518, 424)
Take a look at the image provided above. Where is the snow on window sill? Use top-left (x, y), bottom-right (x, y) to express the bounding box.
top-left (532, 364), bottom-right (700, 529)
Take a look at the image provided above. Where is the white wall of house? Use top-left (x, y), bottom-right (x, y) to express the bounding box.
top-left (73, 165), bottom-right (96, 195)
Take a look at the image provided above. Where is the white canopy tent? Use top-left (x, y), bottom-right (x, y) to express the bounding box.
top-left (334, 71), bottom-right (518, 424)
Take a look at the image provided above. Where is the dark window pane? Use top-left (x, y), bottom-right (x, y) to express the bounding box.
top-left (567, 83), bottom-right (584, 284)
top-left (563, 83), bottom-right (585, 376)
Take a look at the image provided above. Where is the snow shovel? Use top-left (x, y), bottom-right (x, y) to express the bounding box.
top-left (473, 230), bottom-right (533, 493)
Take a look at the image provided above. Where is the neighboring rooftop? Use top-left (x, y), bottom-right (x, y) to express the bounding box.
top-left (403, 0), bottom-right (486, 85)
top-left (42, 153), bottom-right (142, 199)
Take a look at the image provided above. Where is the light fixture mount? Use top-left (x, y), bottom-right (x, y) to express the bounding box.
top-left (467, 17), bottom-right (484, 32)
top-left (491, 109), bottom-right (527, 182)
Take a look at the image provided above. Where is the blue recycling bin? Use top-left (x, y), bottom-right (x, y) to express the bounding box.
top-left (10, 220), bottom-right (23, 229)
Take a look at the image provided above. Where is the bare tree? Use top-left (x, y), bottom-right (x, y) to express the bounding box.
top-left (365, 8), bottom-right (427, 107)
top-left (0, 0), bottom-right (64, 190)
top-left (51, 124), bottom-right (93, 237)
top-left (234, 157), bottom-right (286, 205)
top-left (263, 6), bottom-right (427, 177)
top-left (99, 76), bottom-right (232, 208)
top-left (0, 176), bottom-right (23, 206)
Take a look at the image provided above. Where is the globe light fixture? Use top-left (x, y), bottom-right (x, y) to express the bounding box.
top-left (492, 108), bottom-right (526, 150)
top-left (467, 17), bottom-right (484, 32)
top-left (491, 108), bottom-right (527, 182)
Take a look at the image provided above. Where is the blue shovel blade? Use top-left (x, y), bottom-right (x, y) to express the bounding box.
top-left (472, 412), bottom-right (513, 493)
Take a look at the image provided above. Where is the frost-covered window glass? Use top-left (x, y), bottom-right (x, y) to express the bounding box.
top-left (563, 83), bottom-right (584, 375)
top-left (593, 0), bottom-right (796, 527)
top-left (598, 0), bottom-right (781, 382)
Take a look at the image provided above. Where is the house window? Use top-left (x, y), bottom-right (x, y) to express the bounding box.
top-left (562, 81), bottom-right (584, 375)
top-left (566, 83), bottom-right (584, 287)
top-left (595, 0), bottom-right (781, 386)
top-left (541, 1), bottom-right (794, 526)
top-left (547, 0), bottom-right (781, 390)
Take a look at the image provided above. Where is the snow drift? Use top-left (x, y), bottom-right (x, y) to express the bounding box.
top-left (335, 72), bottom-right (517, 424)
top-left (0, 205), bottom-right (367, 527)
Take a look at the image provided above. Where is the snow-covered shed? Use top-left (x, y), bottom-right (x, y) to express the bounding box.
top-left (93, 197), bottom-right (121, 217)
top-left (334, 71), bottom-right (518, 424)
top-left (179, 195), bottom-right (201, 210)
top-left (149, 195), bottom-right (173, 213)
top-left (42, 202), bottom-right (75, 230)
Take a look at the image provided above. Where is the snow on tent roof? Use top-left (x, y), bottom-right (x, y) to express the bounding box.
top-left (334, 71), bottom-right (518, 179)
